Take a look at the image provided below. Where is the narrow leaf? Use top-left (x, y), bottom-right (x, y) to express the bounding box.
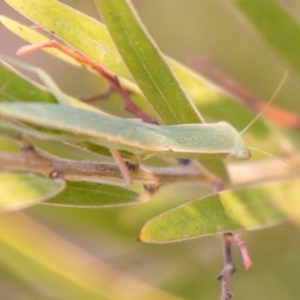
top-left (95, 0), bottom-right (202, 125)
top-left (46, 181), bottom-right (144, 207)
top-left (4, 0), bottom-right (130, 78)
top-left (0, 172), bottom-right (64, 212)
top-left (234, 0), bottom-right (300, 77)
top-left (139, 178), bottom-right (299, 243)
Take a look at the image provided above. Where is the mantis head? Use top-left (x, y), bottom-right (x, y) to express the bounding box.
top-left (231, 146), bottom-right (251, 160)
top-left (228, 128), bottom-right (251, 160)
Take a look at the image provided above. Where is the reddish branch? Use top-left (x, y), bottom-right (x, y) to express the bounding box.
top-left (18, 40), bottom-right (157, 124)
top-left (218, 233), bottom-right (252, 300)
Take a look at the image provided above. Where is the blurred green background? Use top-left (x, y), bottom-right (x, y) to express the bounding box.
top-left (1, 1), bottom-right (300, 299)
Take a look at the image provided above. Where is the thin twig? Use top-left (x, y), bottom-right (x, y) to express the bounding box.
top-left (217, 233), bottom-right (252, 299)
top-left (2, 145), bottom-right (299, 189)
top-left (218, 233), bottom-right (236, 300)
top-left (81, 85), bottom-right (115, 102)
top-left (0, 146), bottom-right (214, 190)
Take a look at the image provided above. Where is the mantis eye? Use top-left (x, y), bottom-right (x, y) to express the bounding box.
top-left (234, 148), bottom-right (251, 160)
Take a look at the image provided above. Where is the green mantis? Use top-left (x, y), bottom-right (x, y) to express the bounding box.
top-left (0, 41), bottom-right (251, 186)
top-left (0, 103), bottom-right (251, 162)
top-left (0, 102), bottom-right (250, 185)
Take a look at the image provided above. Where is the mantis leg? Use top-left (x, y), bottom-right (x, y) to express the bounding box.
top-left (110, 150), bottom-right (132, 186)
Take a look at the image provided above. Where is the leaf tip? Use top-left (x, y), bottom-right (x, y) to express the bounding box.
top-left (137, 230), bottom-right (150, 243)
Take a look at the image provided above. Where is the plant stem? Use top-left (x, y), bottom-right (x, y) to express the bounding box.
top-left (0, 146), bottom-right (213, 190)
top-left (1, 144), bottom-right (299, 189)
top-left (218, 233), bottom-right (236, 300)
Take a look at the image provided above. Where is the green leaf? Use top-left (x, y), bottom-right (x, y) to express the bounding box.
top-left (139, 178), bottom-right (300, 243)
top-left (0, 172), bottom-right (64, 212)
top-left (4, 0), bottom-right (130, 78)
top-left (234, 0), bottom-right (300, 77)
top-left (95, 0), bottom-right (201, 125)
top-left (0, 60), bottom-right (56, 103)
top-left (46, 181), bottom-right (144, 207)
top-left (0, 15), bottom-right (94, 68)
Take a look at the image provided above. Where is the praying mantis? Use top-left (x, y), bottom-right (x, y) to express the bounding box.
top-left (0, 41), bottom-right (253, 186)
top-left (0, 35), bottom-right (291, 188)
top-left (0, 102), bottom-right (251, 185)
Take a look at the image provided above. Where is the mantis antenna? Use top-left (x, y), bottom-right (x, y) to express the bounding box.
top-left (240, 70), bottom-right (288, 136)
top-left (240, 70), bottom-right (300, 173)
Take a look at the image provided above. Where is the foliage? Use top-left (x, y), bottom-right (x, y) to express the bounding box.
top-left (0, 0), bottom-right (300, 299)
